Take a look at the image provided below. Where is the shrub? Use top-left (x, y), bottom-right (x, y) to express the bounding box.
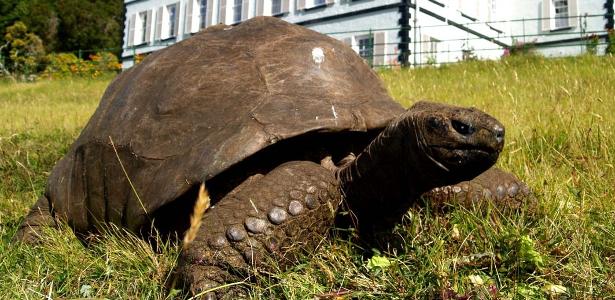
top-left (606, 29), bottom-right (615, 55)
top-left (503, 39), bottom-right (538, 57)
top-left (44, 51), bottom-right (121, 78)
top-left (2, 21), bottom-right (46, 77)
top-left (585, 34), bottom-right (599, 55)
top-left (89, 52), bottom-right (121, 73)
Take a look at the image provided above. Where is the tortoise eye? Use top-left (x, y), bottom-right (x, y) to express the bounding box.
top-left (452, 120), bottom-right (475, 135)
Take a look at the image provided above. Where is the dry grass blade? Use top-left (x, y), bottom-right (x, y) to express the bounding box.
top-left (183, 183), bottom-right (210, 249)
top-left (108, 135), bottom-right (148, 216)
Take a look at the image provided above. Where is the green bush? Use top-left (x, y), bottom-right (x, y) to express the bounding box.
top-left (606, 29), bottom-right (615, 55)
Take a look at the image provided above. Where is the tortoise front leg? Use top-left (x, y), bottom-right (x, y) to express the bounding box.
top-left (177, 161), bottom-right (341, 298)
top-left (421, 167), bottom-right (535, 211)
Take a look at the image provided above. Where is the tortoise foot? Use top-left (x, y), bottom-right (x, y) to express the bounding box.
top-left (422, 167), bottom-right (535, 212)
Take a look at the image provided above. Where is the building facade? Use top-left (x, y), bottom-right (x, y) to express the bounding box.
top-left (122, 0), bottom-right (615, 68)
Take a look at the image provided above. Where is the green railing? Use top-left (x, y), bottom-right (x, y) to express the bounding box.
top-left (322, 13), bottom-right (614, 68)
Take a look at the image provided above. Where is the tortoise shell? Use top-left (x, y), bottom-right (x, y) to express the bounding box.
top-left (45, 17), bottom-right (404, 233)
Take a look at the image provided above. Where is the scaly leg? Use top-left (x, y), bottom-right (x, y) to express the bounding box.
top-left (177, 161), bottom-right (341, 298)
top-left (421, 167), bottom-right (535, 211)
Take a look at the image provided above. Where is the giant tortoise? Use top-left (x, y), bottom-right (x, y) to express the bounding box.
top-left (16, 17), bottom-right (531, 298)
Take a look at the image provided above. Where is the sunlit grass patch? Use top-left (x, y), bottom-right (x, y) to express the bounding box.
top-left (1, 55), bottom-right (614, 298)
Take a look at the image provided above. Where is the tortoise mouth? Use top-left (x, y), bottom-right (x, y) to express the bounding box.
top-left (430, 145), bottom-right (499, 170)
top-left (432, 144), bottom-right (496, 155)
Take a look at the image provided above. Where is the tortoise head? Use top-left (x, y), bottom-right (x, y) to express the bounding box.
top-left (402, 101), bottom-right (504, 181)
top-left (336, 101), bottom-right (505, 235)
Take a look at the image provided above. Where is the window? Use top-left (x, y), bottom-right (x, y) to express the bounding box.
top-left (356, 35), bottom-right (373, 60)
top-left (272, 0), bottom-right (282, 15)
top-left (199, 0), bottom-right (208, 29)
top-left (554, 0), bottom-right (569, 28)
top-left (542, 0), bottom-right (577, 31)
top-left (167, 4), bottom-right (177, 37)
top-left (139, 11), bottom-right (148, 44)
top-left (233, 0), bottom-right (242, 23)
top-left (313, 0), bottom-right (325, 5)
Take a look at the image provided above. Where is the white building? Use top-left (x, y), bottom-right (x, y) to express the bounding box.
top-left (122, 0), bottom-right (615, 68)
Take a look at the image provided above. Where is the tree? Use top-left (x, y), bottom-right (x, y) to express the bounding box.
top-left (0, 0), bottom-right (124, 56)
top-left (16, 0), bottom-right (59, 51)
top-left (56, 0), bottom-right (123, 55)
top-left (2, 21), bottom-right (45, 76)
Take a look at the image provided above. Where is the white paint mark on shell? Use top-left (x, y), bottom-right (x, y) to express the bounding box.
top-left (312, 47), bottom-right (325, 67)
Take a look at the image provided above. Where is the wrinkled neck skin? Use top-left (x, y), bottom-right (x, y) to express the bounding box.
top-left (337, 118), bottom-right (448, 235)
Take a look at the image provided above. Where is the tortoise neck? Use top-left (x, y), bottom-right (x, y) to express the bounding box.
top-left (336, 122), bottom-right (437, 234)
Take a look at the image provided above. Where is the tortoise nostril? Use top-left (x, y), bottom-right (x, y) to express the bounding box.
top-left (451, 120), bottom-right (474, 136)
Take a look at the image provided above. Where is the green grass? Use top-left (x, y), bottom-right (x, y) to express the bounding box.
top-left (1, 55), bottom-right (614, 299)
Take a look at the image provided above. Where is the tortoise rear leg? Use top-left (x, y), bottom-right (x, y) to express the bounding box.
top-left (177, 161), bottom-right (341, 298)
top-left (14, 195), bottom-right (57, 243)
top-left (421, 167), bottom-right (535, 212)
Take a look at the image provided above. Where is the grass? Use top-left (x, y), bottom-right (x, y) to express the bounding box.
top-left (1, 55), bottom-right (614, 299)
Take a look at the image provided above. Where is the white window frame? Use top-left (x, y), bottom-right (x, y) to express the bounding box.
top-left (137, 11), bottom-right (148, 44)
top-left (165, 3), bottom-right (178, 39)
top-left (553, 0), bottom-right (570, 29)
top-left (543, 0), bottom-right (578, 31)
top-left (154, 7), bottom-right (163, 41)
top-left (127, 14), bottom-right (136, 47)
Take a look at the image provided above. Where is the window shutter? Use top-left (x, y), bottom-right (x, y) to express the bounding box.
top-left (542, 0), bottom-right (551, 32)
top-left (568, 0), bottom-right (579, 27)
top-left (219, 0), bottom-right (227, 24)
top-left (155, 7), bottom-right (163, 40)
top-left (145, 10), bottom-right (152, 43)
top-left (174, 3), bottom-right (180, 36)
top-left (242, 0), bottom-right (249, 20)
top-left (256, 0), bottom-right (264, 16)
top-left (326, 0), bottom-right (334, 4)
top-left (297, 0), bottom-right (305, 10)
top-left (281, 0), bottom-right (289, 13)
top-left (185, 0), bottom-right (194, 33)
top-left (206, 0), bottom-right (214, 26)
top-left (373, 32), bottom-right (385, 66)
top-left (128, 14), bottom-right (136, 47)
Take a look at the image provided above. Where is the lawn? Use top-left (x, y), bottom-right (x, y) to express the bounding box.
top-left (0, 55), bottom-right (614, 299)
